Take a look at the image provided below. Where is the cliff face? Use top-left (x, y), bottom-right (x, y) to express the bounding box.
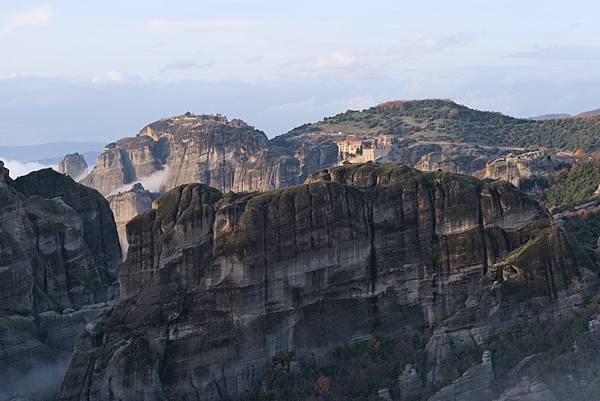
top-left (58, 152), bottom-right (89, 179)
top-left (82, 114), bottom-right (313, 196)
top-left (0, 163), bottom-right (121, 400)
top-left (107, 183), bottom-right (156, 252)
top-left (57, 163), bottom-right (594, 401)
top-left (15, 168), bottom-right (122, 279)
top-left (81, 110), bottom-right (525, 203)
top-left (479, 151), bottom-right (564, 187)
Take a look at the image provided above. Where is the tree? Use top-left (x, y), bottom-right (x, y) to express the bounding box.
top-left (313, 376), bottom-right (331, 395)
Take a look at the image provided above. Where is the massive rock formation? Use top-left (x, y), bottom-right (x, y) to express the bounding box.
top-left (57, 163), bottom-right (596, 401)
top-left (478, 151), bottom-right (565, 187)
top-left (80, 108), bottom-right (524, 202)
top-left (58, 152), bottom-right (88, 179)
top-left (413, 144), bottom-right (491, 175)
top-left (15, 168), bottom-right (122, 280)
top-left (428, 351), bottom-right (496, 401)
top-left (81, 114), bottom-right (309, 196)
top-left (0, 162), bottom-right (121, 400)
top-left (107, 183), bottom-right (156, 252)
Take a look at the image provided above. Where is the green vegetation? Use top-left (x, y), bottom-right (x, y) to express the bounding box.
top-left (285, 99), bottom-right (600, 151)
top-left (562, 211), bottom-right (600, 250)
top-left (485, 301), bottom-right (600, 401)
top-left (543, 163), bottom-right (600, 207)
top-left (241, 334), bottom-right (430, 401)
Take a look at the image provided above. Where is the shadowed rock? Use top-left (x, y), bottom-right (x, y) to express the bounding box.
top-left (57, 163), bottom-right (596, 401)
top-left (0, 162), bottom-right (120, 400)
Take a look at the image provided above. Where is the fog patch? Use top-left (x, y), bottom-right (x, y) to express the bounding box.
top-left (73, 168), bottom-right (90, 183)
top-left (109, 165), bottom-right (170, 195)
top-left (0, 355), bottom-right (71, 401)
top-left (0, 157), bottom-right (56, 178)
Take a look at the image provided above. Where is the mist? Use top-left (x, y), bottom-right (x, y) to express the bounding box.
top-left (0, 157), bottom-right (56, 179)
top-left (108, 165), bottom-right (170, 195)
top-left (0, 355), bottom-right (71, 401)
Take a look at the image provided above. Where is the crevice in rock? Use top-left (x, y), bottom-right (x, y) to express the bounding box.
top-left (189, 372), bottom-right (201, 401)
top-left (368, 195), bottom-right (378, 295)
top-left (478, 189), bottom-right (489, 275)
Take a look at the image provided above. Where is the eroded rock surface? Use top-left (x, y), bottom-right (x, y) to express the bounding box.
top-left (57, 163), bottom-right (595, 401)
top-left (58, 152), bottom-right (88, 179)
top-left (493, 379), bottom-right (560, 401)
top-left (479, 151), bottom-right (564, 187)
top-left (107, 183), bottom-right (156, 252)
top-left (428, 351), bottom-right (496, 401)
top-left (81, 111), bottom-right (520, 201)
top-left (0, 162), bottom-right (120, 400)
top-left (82, 114), bottom-right (309, 196)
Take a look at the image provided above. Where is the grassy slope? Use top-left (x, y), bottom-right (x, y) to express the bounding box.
top-left (281, 99), bottom-right (600, 151)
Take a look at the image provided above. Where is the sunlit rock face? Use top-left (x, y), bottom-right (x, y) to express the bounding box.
top-left (57, 163), bottom-right (595, 401)
top-left (479, 151), bottom-right (564, 187)
top-left (81, 114), bottom-right (308, 196)
top-left (0, 163), bottom-right (120, 400)
top-left (107, 183), bottom-right (155, 253)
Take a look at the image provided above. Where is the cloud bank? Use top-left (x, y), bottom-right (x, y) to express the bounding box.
top-left (109, 166), bottom-right (170, 196)
top-left (1, 6), bottom-right (54, 35)
top-left (0, 158), bottom-right (56, 179)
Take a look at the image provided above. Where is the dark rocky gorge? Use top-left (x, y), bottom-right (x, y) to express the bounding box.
top-left (55, 163), bottom-right (598, 401)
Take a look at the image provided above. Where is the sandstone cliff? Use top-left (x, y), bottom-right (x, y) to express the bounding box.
top-left (57, 163), bottom-right (595, 401)
top-left (107, 183), bottom-right (156, 252)
top-left (0, 162), bottom-right (121, 400)
top-left (58, 152), bottom-right (88, 179)
top-left (479, 151), bottom-right (564, 187)
top-left (80, 108), bottom-right (523, 205)
top-left (81, 114), bottom-right (309, 196)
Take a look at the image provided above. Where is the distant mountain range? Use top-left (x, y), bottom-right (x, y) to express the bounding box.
top-left (0, 141), bottom-right (104, 164)
top-left (529, 108), bottom-right (600, 121)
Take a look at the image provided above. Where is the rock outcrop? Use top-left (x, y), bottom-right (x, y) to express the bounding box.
top-left (58, 152), bottom-right (88, 179)
top-left (80, 110), bottom-right (531, 205)
top-left (492, 379), bottom-right (560, 401)
top-left (107, 183), bottom-right (156, 252)
top-left (413, 144), bottom-right (491, 175)
top-left (479, 151), bottom-right (563, 187)
top-left (428, 351), bottom-right (496, 401)
top-left (57, 163), bottom-right (595, 401)
top-left (82, 114), bottom-right (309, 196)
top-left (0, 162), bottom-right (121, 400)
top-left (15, 168), bottom-right (122, 279)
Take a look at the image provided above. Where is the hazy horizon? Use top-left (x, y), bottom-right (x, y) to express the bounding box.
top-left (2, 0), bottom-right (600, 145)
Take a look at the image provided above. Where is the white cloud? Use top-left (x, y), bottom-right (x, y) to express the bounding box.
top-left (0, 158), bottom-right (56, 178)
top-left (305, 51), bottom-right (354, 73)
top-left (1, 6), bottom-right (54, 35)
top-left (0, 73), bottom-right (19, 80)
top-left (109, 166), bottom-right (170, 196)
top-left (91, 71), bottom-right (141, 83)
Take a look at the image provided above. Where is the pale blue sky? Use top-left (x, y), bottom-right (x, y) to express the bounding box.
top-left (1, 0), bottom-right (600, 145)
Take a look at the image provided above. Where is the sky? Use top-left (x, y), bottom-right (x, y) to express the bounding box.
top-left (1, 0), bottom-right (600, 145)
